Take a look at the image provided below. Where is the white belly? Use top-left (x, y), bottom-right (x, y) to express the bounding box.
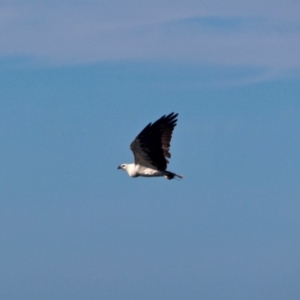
top-left (136, 165), bottom-right (163, 177)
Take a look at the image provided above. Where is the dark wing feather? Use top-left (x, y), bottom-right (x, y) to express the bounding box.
top-left (130, 112), bottom-right (178, 170)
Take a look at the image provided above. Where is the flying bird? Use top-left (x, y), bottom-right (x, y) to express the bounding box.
top-left (118, 112), bottom-right (183, 180)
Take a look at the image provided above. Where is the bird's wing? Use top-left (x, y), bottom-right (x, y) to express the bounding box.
top-left (130, 112), bottom-right (178, 171)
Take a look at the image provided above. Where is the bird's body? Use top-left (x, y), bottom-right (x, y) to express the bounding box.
top-left (118, 112), bottom-right (183, 180)
top-left (121, 163), bottom-right (163, 178)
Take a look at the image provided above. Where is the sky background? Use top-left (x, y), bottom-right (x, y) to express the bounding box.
top-left (1, 1), bottom-right (300, 299)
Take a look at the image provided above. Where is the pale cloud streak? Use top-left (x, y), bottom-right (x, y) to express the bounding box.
top-left (0, 0), bottom-right (300, 74)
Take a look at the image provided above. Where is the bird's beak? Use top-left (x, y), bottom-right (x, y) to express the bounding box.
top-left (117, 165), bottom-right (121, 169)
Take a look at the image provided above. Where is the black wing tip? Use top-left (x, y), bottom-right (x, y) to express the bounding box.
top-left (162, 112), bottom-right (178, 119)
top-left (145, 112), bottom-right (179, 128)
top-left (159, 112), bottom-right (179, 124)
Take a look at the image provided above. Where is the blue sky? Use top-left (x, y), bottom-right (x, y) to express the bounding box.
top-left (1, 1), bottom-right (300, 300)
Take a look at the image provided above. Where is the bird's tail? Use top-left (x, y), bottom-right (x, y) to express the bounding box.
top-left (164, 171), bottom-right (184, 180)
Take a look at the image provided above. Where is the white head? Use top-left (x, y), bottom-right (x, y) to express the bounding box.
top-left (117, 164), bottom-right (128, 171)
top-left (117, 163), bottom-right (136, 177)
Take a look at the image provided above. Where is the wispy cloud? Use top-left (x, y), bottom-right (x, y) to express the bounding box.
top-left (0, 0), bottom-right (300, 74)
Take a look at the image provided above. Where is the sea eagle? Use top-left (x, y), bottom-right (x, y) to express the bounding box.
top-left (118, 112), bottom-right (183, 180)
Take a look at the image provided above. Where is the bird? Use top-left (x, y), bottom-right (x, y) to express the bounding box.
top-left (118, 112), bottom-right (183, 180)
